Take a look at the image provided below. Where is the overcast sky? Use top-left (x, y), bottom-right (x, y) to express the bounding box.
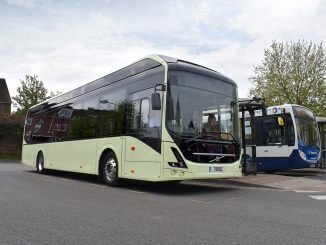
top-left (1, 0), bottom-right (325, 101)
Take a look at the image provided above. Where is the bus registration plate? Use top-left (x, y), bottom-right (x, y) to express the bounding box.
top-left (209, 166), bottom-right (223, 173)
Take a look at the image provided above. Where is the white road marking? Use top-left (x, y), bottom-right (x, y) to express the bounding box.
top-left (189, 199), bottom-right (212, 204)
top-left (88, 183), bottom-right (106, 188)
top-left (294, 190), bottom-right (322, 193)
top-left (309, 195), bottom-right (326, 200)
top-left (127, 190), bottom-right (147, 194)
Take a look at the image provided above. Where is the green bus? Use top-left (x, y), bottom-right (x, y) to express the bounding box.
top-left (22, 55), bottom-right (242, 186)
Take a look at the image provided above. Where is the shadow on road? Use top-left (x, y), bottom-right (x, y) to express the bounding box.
top-left (274, 169), bottom-right (326, 177)
top-left (27, 169), bottom-right (238, 196)
top-left (121, 181), bottom-right (237, 196)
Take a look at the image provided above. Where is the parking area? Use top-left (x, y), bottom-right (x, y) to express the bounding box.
top-left (201, 168), bottom-right (326, 192)
top-left (2, 160), bottom-right (325, 192)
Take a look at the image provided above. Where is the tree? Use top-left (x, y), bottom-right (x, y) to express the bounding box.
top-left (12, 75), bottom-right (55, 116)
top-left (249, 40), bottom-right (326, 116)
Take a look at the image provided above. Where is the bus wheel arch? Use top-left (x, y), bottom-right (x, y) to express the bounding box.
top-left (99, 149), bottom-right (120, 187)
top-left (36, 151), bottom-right (46, 174)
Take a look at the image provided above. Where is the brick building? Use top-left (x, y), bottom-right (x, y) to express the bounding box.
top-left (0, 78), bottom-right (11, 114)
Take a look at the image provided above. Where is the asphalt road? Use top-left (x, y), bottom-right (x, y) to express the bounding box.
top-left (0, 161), bottom-right (325, 245)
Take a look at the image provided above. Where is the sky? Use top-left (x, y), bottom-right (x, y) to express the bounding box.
top-left (1, 0), bottom-right (325, 105)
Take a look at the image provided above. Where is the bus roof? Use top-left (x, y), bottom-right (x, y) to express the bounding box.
top-left (28, 54), bottom-right (232, 111)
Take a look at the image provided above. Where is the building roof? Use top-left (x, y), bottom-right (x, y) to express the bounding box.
top-left (0, 78), bottom-right (12, 104)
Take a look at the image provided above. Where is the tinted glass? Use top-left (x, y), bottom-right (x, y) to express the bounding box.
top-left (98, 89), bottom-right (126, 136)
top-left (23, 64), bottom-right (164, 145)
top-left (293, 106), bottom-right (319, 147)
top-left (167, 70), bottom-right (239, 141)
top-left (129, 87), bottom-right (163, 152)
top-left (261, 117), bottom-right (286, 145)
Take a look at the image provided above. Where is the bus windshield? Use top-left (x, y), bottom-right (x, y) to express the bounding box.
top-left (166, 70), bottom-right (239, 142)
top-left (293, 106), bottom-right (319, 147)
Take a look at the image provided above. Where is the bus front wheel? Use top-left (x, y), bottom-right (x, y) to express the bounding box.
top-left (101, 152), bottom-right (120, 187)
top-left (36, 152), bottom-right (46, 174)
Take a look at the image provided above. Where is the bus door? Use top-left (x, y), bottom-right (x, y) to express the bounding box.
top-left (240, 110), bottom-right (257, 175)
top-left (238, 98), bottom-right (267, 175)
top-left (255, 115), bottom-right (291, 171)
top-left (124, 88), bottom-right (163, 180)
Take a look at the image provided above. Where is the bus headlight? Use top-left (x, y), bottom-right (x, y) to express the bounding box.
top-left (299, 150), bottom-right (307, 161)
top-left (168, 147), bottom-right (188, 169)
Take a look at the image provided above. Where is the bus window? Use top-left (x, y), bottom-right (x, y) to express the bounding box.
top-left (262, 117), bottom-right (286, 145)
top-left (81, 97), bottom-right (99, 138)
top-left (140, 99), bottom-right (149, 128)
top-left (98, 89), bottom-right (126, 136)
top-left (68, 102), bottom-right (84, 140)
top-left (129, 87), bottom-right (162, 152)
top-left (244, 117), bottom-right (254, 145)
top-left (286, 116), bottom-right (295, 146)
top-left (131, 100), bottom-right (141, 131)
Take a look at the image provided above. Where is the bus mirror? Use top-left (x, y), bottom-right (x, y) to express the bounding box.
top-left (278, 117), bottom-right (285, 126)
top-left (151, 93), bottom-right (161, 110)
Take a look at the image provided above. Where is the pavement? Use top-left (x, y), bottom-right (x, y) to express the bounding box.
top-left (200, 168), bottom-right (326, 193)
top-left (251, 170), bottom-right (324, 189)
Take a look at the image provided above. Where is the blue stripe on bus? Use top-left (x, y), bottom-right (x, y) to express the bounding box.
top-left (256, 149), bottom-right (318, 171)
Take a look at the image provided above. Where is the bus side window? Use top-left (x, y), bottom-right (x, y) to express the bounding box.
top-left (81, 96), bottom-right (99, 138)
top-left (130, 98), bottom-right (150, 130)
top-left (68, 102), bottom-right (84, 140)
top-left (98, 89), bottom-right (126, 136)
top-left (131, 100), bottom-right (141, 131)
top-left (287, 116), bottom-right (295, 146)
top-left (262, 117), bottom-right (286, 145)
top-left (140, 99), bottom-right (149, 128)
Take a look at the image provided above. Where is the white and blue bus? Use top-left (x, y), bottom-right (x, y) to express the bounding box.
top-left (244, 104), bottom-right (321, 172)
top-left (22, 55), bottom-right (242, 186)
top-left (316, 116), bottom-right (326, 168)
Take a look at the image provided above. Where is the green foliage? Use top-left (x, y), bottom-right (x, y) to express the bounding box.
top-left (12, 75), bottom-right (58, 116)
top-left (249, 40), bottom-right (326, 116)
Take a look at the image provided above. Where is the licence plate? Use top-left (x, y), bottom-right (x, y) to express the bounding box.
top-left (209, 166), bottom-right (223, 173)
top-left (310, 163), bottom-right (316, 168)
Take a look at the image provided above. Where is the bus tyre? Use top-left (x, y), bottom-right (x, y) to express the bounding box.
top-left (101, 152), bottom-right (120, 187)
top-left (36, 152), bottom-right (46, 174)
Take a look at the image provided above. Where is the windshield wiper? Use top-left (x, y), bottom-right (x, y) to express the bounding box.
top-left (184, 133), bottom-right (239, 145)
top-left (184, 134), bottom-right (202, 143)
top-left (220, 132), bottom-right (239, 145)
top-left (169, 130), bottom-right (239, 145)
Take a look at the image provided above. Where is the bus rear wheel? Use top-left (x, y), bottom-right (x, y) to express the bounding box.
top-left (101, 152), bottom-right (120, 187)
top-left (36, 152), bottom-right (46, 174)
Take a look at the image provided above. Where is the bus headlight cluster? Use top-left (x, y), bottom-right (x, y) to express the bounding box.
top-left (168, 147), bottom-right (188, 169)
top-left (299, 150), bottom-right (307, 161)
